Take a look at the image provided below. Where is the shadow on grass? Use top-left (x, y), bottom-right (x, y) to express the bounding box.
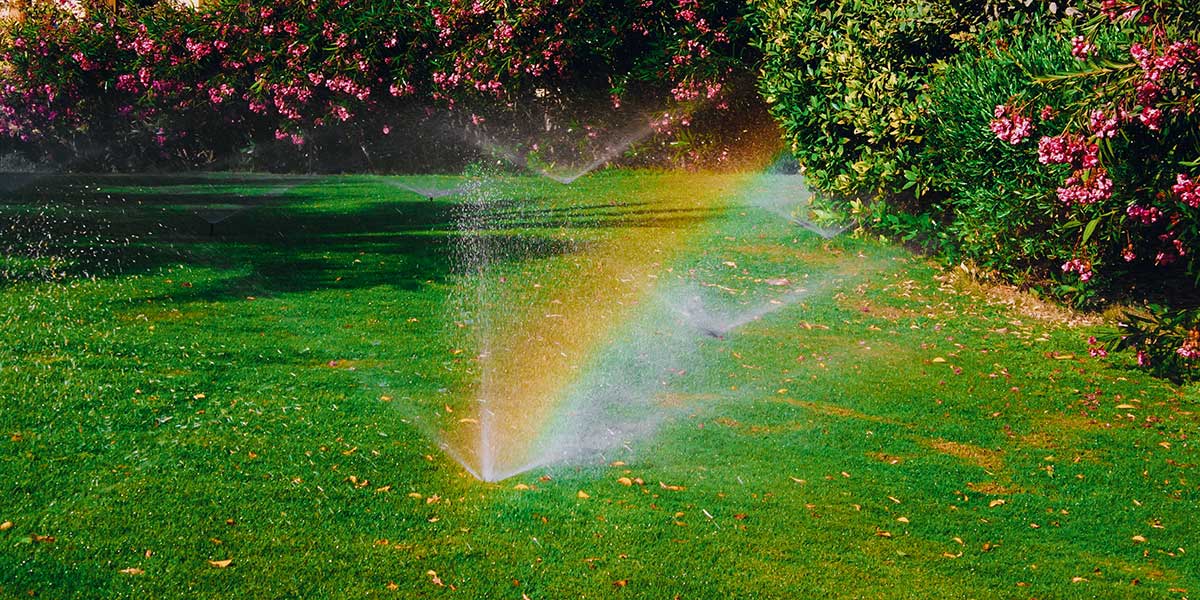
top-left (0, 174), bottom-right (724, 302)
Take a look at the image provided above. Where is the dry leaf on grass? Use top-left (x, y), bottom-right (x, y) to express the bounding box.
top-left (208, 559), bottom-right (232, 568)
top-left (119, 567), bottom-right (144, 576)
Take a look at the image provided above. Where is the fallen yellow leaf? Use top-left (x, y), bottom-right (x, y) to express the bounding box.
top-left (896, 517), bottom-right (910, 524)
top-left (989, 499), bottom-right (1006, 508)
top-left (119, 567), bottom-right (144, 576)
top-left (577, 490), bottom-right (590, 499)
top-left (617, 477), bottom-right (633, 486)
top-left (208, 559), bottom-right (232, 568)
top-left (513, 484), bottom-right (530, 491)
top-left (1132, 535), bottom-right (1147, 543)
top-left (0, 521), bottom-right (11, 531)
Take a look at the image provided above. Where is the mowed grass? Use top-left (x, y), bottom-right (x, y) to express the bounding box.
top-left (0, 172), bottom-right (1197, 599)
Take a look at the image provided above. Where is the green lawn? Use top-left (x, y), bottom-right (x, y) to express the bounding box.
top-left (0, 172), bottom-right (1197, 599)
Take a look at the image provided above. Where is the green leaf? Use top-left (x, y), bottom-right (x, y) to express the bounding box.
top-left (1081, 217), bottom-right (1100, 245)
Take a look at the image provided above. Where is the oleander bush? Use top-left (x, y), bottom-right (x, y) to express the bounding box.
top-left (924, 1), bottom-right (1200, 375)
top-left (0, 0), bottom-right (759, 170)
top-left (751, 0), bottom-right (1041, 202)
top-left (920, 20), bottom-right (1110, 294)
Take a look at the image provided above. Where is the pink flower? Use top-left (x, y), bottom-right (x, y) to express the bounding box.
top-left (1062, 258), bottom-right (1094, 281)
top-left (990, 104), bottom-right (1034, 144)
top-left (1101, 0), bottom-right (1140, 22)
top-left (1127, 203), bottom-right (1162, 225)
top-left (1138, 106), bottom-right (1163, 130)
top-left (1136, 350), bottom-right (1150, 366)
top-left (1089, 110), bottom-right (1120, 138)
top-left (1037, 134), bottom-right (1094, 167)
top-left (1178, 330), bottom-right (1200, 360)
top-left (1172, 173), bottom-right (1199, 208)
top-left (1071, 35), bottom-right (1096, 60)
top-left (1057, 168), bottom-right (1113, 205)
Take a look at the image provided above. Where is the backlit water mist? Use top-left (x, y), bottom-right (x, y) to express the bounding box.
top-left (416, 167), bottom-right (839, 482)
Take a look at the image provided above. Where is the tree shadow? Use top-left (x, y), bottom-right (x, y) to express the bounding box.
top-left (0, 174), bottom-right (726, 302)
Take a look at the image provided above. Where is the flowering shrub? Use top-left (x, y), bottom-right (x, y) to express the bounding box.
top-left (1043, 2), bottom-right (1200, 278)
top-left (920, 2), bottom-right (1200, 378)
top-left (751, 0), bottom-right (1043, 202)
top-left (0, 0), bottom-right (756, 170)
top-left (1100, 305), bottom-right (1200, 382)
top-left (918, 20), bottom-right (1101, 287)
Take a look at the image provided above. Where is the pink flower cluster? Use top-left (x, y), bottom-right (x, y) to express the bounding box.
top-left (1155, 227), bottom-right (1186, 266)
top-left (1126, 203), bottom-right (1162, 225)
top-left (1062, 258), bottom-right (1093, 281)
top-left (1089, 109), bottom-right (1119, 138)
top-left (1087, 336), bottom-right (1108, 358)
top-left (1178, 330), bottom-right (1200, 360)
top-left (1173, 173), bottom-right (1199, 208)
top-left (1036, 132), bottom-right (1115, 205)
top-left (1071, 36), bottom-right (1096, 60)
top-left (989, 104), bottom-right (1032, 144)
top-left (1100, 0), bottom-right (1141, 22)
top-left (1056, 167), bottom-right (1113, 206)
top-left (1128, 39), bottom-right (1199, 130)
top-left (1037, 134), bottom-right (1097, 168)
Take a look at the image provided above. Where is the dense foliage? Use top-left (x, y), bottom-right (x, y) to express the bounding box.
top-left (0, 0), bottom-right (759, 170)
top-left (751, 0), bottom-right (1038, 200)
top-left (921, 21), bottom-right (1111, 293)
top-left (753, 0), bottom-right (1200, 378)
